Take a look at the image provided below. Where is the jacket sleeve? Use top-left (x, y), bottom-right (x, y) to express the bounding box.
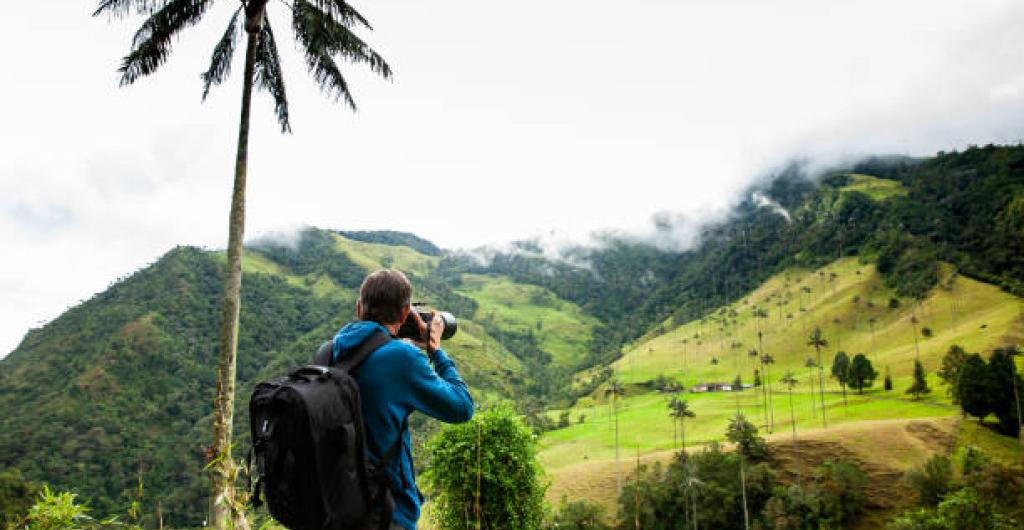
top-left (404, 347), bottom-right (474, 423)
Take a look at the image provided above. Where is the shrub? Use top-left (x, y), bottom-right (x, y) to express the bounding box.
top-left (905, 455), bottom-right (953, 506)
top-left (551, 498), bottom-right (610, 530)
top-left (424, 405), bottom-right (546, 530)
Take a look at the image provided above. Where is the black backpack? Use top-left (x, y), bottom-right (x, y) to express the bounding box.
top-left (249, 330), bottom-right (405, 530)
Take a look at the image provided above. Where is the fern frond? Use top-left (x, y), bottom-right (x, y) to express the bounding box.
top-left (292, 0), bottom-right (391, 109)
top-left (200, 7), bottom-right (242, 100)
top-left (118, 0), bottom-right (212, 86)
top-left (254, 16), bottom-right (291, 133)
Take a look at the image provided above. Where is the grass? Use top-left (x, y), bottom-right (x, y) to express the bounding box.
top-left (456, 273), bottom-right (599, 367)
top-left (541, 257), bottom-right (1023, 513)
top-left (540, 386), bottom-right (956, 470)
top-left (331, 232), bottom-right (440, 277)
top-left (840, 173), bottom-right (909, 201)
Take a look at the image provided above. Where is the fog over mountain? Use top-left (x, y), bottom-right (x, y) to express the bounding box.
top-left (2, 0), bottom-right (1024, 356)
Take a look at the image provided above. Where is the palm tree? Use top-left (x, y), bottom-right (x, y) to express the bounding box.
top-left (669, 397), bottom-right (696, 451)
top-left (780, 371), bottom-right (801, 489)
top-left (807, 327), bottom-right (829, 428)
top-left (748, 348), bottom-right (766, 425)
top-left (605, 378), bottom-right (625, 494)
top-left (96, 3), bottom-right (391, 528)
top-left (804, 357), bottom-right (818, 418)
top-left (761, 353), bottom-right (776, 430)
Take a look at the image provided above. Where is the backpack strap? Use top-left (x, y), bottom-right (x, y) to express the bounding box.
top-left (312, 329), bottom-right (392, 369)
top-left (338, 330), bottom-right (392, 372)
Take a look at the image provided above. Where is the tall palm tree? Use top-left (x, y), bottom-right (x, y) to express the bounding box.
top-left (605, 378), bottom-right (625, 494)
top-left (780, 371), bottom-right (801, 489)
top-left (807, 327), bottom-right (829, 428)
top-left (804, 357), bottom-right (818, 419)
top-left (748, 348), bottom-right (766, 425)
top-left (96, 2), bottom-right (391, 528)
top-left (669, 397), bottom-right (696, 451)
top-left (761, 353), bottom-right (776, 430)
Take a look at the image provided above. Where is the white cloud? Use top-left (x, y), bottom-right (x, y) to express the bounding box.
top-left (2, 0), bottom-right (1024, 355)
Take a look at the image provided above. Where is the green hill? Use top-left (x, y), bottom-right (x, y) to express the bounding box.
top-left (3, 144), bottom-right (1024, 526)
top-left (0, 231), bottom-right (563, 526)
top-left (538, 257), bottom-right (1024, 519)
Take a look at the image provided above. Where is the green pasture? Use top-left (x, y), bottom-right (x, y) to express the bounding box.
top-left (331, 232), bottom-right (440, 277)
top-left (607, 258), bottom-right (1021, 390)
top-left (840, 173), bottom-right (909, 201)
top-left (456, 273), bottom-right (599, 367)
top-left (539, 384), bottom-right (957, 470)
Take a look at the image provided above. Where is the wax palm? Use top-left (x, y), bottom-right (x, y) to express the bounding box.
top-left (780, 370), bottom-right (802, 489)
top-left (96, 2), bottom-right (390, 529)
top-left (605, 378), bottom-right (625, 494)
top-left (668, 396), bottom-right (696, 451)
top-left (807, 326), bottom-right (829, 428)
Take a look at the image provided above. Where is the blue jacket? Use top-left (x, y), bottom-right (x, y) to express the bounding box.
top-left (332, 321), bottom-right (474, 530)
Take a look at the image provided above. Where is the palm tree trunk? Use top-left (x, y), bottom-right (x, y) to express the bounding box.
top-left (789, 389), bottom-right (800, 490)
top-left (615, 395), bottom-right (621, 495)
top-left (210, 21), bottom-right (260, 530)
top-left (816, 347), bottom-right (827, 428)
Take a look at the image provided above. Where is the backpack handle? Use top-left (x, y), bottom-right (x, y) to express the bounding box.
top-left (292, 365), bottom-right (331, 381)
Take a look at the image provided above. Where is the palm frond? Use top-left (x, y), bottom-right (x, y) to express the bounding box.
top-left (93, 0), bottom-right (168, 18)
top-left (292, 0), bottom-right (391, 109)
top-left (200, 7), bottom-right (242, 100)
top-left (254, 16), bottom-right (291, 133)
top-left (310, 0), bottom-right (373, 30)
top-left (118, 0), bottom-right (212, 86)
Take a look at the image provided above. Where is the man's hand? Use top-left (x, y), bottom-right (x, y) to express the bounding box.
top-left (410, 310), bottom-right (442, 355)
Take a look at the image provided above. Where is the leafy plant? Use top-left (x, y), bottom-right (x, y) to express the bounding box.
top-left (424, 405), bottom-right (546, 530)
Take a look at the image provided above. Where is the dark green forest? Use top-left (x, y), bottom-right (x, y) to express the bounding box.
top-left (2, 144), bottom-right (1024, 526)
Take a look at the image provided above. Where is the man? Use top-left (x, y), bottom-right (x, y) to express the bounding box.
top-left (332, 269), bottom-right (474, 530)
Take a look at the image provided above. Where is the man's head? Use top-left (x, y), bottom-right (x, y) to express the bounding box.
top-left (356, 269), bottom-right (413, 325)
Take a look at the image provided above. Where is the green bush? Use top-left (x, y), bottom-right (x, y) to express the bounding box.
top-left (550, 498), bottom-right (610, 530)
top-left (905, 455), bottom-right (953, 507)
top-left (424, 405), bottom-right (546, 530)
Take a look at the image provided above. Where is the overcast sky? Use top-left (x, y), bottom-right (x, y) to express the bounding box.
top-left (2, 0), bottom-right (1024, 356)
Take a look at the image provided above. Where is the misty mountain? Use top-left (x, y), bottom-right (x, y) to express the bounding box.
top-left (1, 144), bottom-right (1023, 526)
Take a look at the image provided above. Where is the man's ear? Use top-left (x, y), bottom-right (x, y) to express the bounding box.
top-left (355, 299), bottom-right (363, 320)
top-left (399, 304), bottom-right (412, 325)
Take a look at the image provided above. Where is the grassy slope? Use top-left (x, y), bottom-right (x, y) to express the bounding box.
top-left (841, 173), bottom-right (909, 200)
top-left (240, 234), bottom-right (528, 394)
top-left (456, 273), bottom-right (599, 368)
top-left (539, 257), bottom-right (1024, 518)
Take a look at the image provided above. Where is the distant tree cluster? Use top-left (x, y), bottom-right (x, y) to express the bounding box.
top-left (938, 345), bottom-right (1023, 437)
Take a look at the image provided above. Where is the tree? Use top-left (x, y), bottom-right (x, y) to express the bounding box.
top-left (807, 327), bottom-right (829, 427)
top-left (831, 351), bottom-right (850, 407)
top-left (906, 359), bottom-right (932, 400)
top-left (761, 354), bottom-right (776, 430)
top-left (884, 365), bottom-right (894, 391)
top-left (847, 354), bottom-right (878, 394)
top-left (937, 345), bottom-right (969, 404)
top-left (726, 413), bottom-right (767, 461)
top-left (779, 371), bottom-right (802, 489)
top-left (958, 353), bottom-right (995, 420)
top-left (606, 378), bottom-right (625, 494)
top-left (96, 2), bottom-right (391, 528)
top-left (425, 406), bottom-right (546, 530)
top-left (669, 397), bottom-right (696, 452)
top-left (988, 346), bottom-right (1023, 438)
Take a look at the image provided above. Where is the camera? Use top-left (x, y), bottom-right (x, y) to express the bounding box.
top-left (396, 303), bottom-right (458, 340)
